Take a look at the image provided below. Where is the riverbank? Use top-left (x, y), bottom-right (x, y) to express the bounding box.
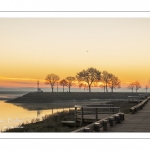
top-left (6, 92), bottom-right (148, 103)
top-left (5, 92), bottom-right (148, 110)
top-left (4, 100), bottom-right (136, 132)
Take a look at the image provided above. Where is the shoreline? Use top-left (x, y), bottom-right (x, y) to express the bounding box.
top-left (6, 92), bottom-right (149, 103)
top-left (4, 100), bottom-right (136, 132)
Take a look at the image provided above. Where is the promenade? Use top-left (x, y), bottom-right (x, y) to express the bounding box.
top-left (107, 100), bottom-right (150, 132)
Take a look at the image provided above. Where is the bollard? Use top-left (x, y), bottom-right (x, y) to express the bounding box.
top-left (140, 103), bottom-right (143, 109)
top-left (84, 127), bottom-right (90, 132)
top-left (109, 117), bottom-right (114, 127)
top-left (94, 123), bottom-right (100, 132)
top-left (119, 113), bottom-right (124, 121)
top-left (134, 106), bottom-right (137, 113)
top-left (130, 107), bottom-right (135, 114)
top-left (121, 113), bottom-right (125, 120)
top-left (114, 115), bottom-right (120, 123)
top-left (138, 104), bottom-right (141, 109)
top-left (102, 120), bottom-right (108, 131)
top-left (136, 105), bottom-right (139, 111)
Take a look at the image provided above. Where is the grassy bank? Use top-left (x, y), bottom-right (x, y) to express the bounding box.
top-left (6, 92), bottom-right (148, 110)
top-left (4, 100), bottom-right (136, 132)
top-left (6, 92), bottom-right (149, 103)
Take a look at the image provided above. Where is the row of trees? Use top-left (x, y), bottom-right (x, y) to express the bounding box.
top-left (127, 80), bottom-right (150, 93)
top-left (127, 81), bottom-right (141, 93)
top-left (45, 67), bottom-right (150, 93)
top-left (45, 67), bottom-right (121, 93)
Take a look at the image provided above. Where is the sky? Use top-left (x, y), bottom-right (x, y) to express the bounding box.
top-left (0, 18), bottom-right (150, 89)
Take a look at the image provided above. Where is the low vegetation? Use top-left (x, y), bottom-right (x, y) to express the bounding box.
top-left (4, 100), bottom-right (136, 132)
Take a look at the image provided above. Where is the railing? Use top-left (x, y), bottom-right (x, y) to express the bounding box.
top-left (139, 94), bottom-right (148, 99)
top-left (130, 97), bottom-right (149, 114)
top-left (128, 96), bottom-right (140, 103)
top-left (74, 104), bottom-right (120, 124)
top-left (72, 112), bottom-right (125, 132)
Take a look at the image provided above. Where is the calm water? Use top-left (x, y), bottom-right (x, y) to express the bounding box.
top-left (0, 89), bottom-right (131, 132)
top-left (0, 100), bottom-right (72, 132)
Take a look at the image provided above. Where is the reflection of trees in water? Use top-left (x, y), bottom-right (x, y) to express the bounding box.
top-left (37, 110), bottom-right (42, 117)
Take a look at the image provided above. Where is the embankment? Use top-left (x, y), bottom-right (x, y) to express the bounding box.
top-left (6, 92), bottom-right (148, 103)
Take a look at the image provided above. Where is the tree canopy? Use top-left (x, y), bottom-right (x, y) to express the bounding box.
top-left (109, 74), bottom-right (121, 92)
top-left (76, 67), bottom-right (101, 92)
top-left (59, 79), bottom-right (67, 92)
top-left (65, 76), bottom-right (75, 92)
top-left (45, 74), bottom-right (60, 92)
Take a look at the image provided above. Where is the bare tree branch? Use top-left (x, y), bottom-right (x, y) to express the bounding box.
top-left (76, 67), bottom-right (101, 92)
top-left (45, 74), bottom-right (60, 92)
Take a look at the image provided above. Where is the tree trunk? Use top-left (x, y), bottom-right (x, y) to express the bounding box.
top-left (106, 83), bottom-right (108, 92)
top-left (57, 82), bottom-right (58, 92)
top-left (132, 89), bottom-right (133, 93)
top-left (111, 87), bottom-right (113, 92)
top-left (52, 87), bottom-right (53, 92)
top-left (63, 86), bottom-right (64, 92)
top-left (69, 86), bottom-right (70, 92)
top-left (89, 85), bottom-right (91, 92)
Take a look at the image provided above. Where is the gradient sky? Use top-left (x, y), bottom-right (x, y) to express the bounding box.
top-left (0, 18), bottom-right (150, 88)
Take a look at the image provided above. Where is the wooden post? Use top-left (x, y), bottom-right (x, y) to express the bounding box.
top-left (102, 120), bottom-right (107, 131)
top-left (119, 113), bottom-right (123, 122)
top-left (84, 127), bottom-right (90, 132)
top-left (115, 115), bottom-right (119, 123)
top-left (109, 117), bottom-right (114, 127)
top-left (81, 107), bottom-right (83, 125)
top-left (95, 108), bottom-right (98, 121)
top-left (94, 123), bottom-right (100, 132)
top-left (75, 106), bottom-right (77, 122)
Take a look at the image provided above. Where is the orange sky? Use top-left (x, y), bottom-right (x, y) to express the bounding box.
top-left (0, 18), bottom-right (150, 88)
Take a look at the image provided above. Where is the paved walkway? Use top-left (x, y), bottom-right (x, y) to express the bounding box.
top-left (107, 100), bottom-right (150, 132)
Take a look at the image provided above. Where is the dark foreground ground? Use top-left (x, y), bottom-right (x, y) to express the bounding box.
top-left (4, 100), bottom-right (136, 132)
top-left (4, 92), bottom-right (148, 132)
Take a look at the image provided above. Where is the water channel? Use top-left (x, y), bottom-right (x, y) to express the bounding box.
top-left (0, 100), bottom-right (73, 131)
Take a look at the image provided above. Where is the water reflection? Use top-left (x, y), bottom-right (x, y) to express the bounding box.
top-left (37, 110), bottom-right (42, 117)
top-left (0, 100), bottom-right (73, 132)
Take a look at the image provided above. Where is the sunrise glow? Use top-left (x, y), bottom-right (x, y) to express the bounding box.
top-left (0, 18), bottom-right (150, 89)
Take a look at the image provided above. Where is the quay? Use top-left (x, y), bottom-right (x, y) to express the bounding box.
top-left (108, 97), bottom-right (150, 132)
top-left (72, 96), bottom-right (150, 132)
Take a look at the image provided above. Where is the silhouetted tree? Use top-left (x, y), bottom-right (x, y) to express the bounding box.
top-left (127, 82), bottom-right (135, 93)
top-left (109, 74), bottom-right (121, 92)
top-left (59, 79), bottom-right (67, 92)
top-left (45, 74), bottom-right (60, 92)
top-left (101, 71), bottom-right (111, 92)
top-left (99, 83), bottom-right (106, 92)
top-left (79, 82), bottom-right (88, 92)
top-left (134, 81), bottom-right (141, 93)
top-left (76, 67), bottom-right (101, 92)
top-left (66, 76), bottom-right (75, 92)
